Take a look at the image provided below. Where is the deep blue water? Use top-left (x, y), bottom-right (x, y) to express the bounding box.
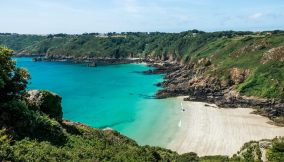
top-left (15, 57), bottom-right (180, 146)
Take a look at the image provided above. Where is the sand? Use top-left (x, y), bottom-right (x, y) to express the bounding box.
top-left (167, 97), bottom-right (284, 156)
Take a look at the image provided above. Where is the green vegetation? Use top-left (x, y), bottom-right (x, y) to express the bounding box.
top-left (1, 30), bottom-right (284, 99)
top-left (239, 141), bottom-right (262, 162)
top-left (0, 47), bottom-right (30, 101)
top-left (200, 155), bottom-right (230, 162)
top-left (237, 61), bottom-right (284, 98)
top-left (0, 33), bottom-right (45, 51)
top-left (268, 137), bottom-right (284, 162)
top-left (1, 30), bottom-right (284, 161)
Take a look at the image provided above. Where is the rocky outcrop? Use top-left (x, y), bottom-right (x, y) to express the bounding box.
top-left (209, 91), bottom-right (284, 121)
top-left (229, 68), bottom-right (250, 84)
top-left (230, 39), bottom-right (268, 58)
top-left (155, 59), bottom-right (222, 99)
top-left (143, 62), bottom-right (181, 74)
top-left (152, 59), bottom-right (284, 124)
top-left (261, 46), bottom-right (284, 64)
top-left (26, 90), bottom-right (63, 121)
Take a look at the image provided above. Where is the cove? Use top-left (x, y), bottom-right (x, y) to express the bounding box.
top-left (15, 57), bottom-right (182, 147)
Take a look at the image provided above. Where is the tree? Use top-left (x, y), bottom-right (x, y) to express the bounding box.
top-left (0, 47), bottom-right (30, 101)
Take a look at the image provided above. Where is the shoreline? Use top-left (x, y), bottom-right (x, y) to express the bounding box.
top-left (16, 55), bottom-right (284, 126)
top-left (166, 96), bottom-right (284, 156)
top-left (26, 55), bottom-right (146, 67)
top-left (15, 56), bottom-right (284, 157)
top-left (16, 55), bottom-right (284, 123)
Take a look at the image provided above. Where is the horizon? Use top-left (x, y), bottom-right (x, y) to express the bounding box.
top-left (1, 29), bottom-right (283, 35)
top-left (1, 0), bottom-right (284, 34)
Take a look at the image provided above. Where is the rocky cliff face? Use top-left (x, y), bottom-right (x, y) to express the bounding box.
top-left (150, 58), bottom-right (284, 125)
top-left (261, 45), bottom-right (284, 64)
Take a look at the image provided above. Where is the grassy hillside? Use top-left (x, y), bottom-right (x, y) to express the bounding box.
top-left (0, 33), bottom-right (45, 51)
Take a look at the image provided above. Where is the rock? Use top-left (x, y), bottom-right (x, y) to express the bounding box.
top-left (103, 127), bottom-right (113, 134)
top-left (26, 90), bottom-right (63, 121)
top-left (197, 58), bottom-right (211, 67)
top-left (229, 68), bottom-right (250, 84)
top-left (143, 63), bottom-right (180, 75)
top-left (155, 82), bottom-right (162, 87)
top-left (87, 62), bottom-right (97, 67)
top-left (261, 46), bottom-right (284, 64)
top-left (259, 141), bottom-right (271, 149)
top-left (230, 40), bottom-right (268, 58)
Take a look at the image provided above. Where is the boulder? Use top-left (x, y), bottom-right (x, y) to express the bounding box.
top-left (26, 90), bottom-right (63, 121)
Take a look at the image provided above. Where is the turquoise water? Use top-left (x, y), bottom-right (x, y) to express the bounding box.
top-left (15, 57), bottom-right (181, 146)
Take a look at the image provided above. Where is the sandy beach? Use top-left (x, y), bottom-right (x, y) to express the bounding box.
top-left (167, 97), bottom-right (284, 156)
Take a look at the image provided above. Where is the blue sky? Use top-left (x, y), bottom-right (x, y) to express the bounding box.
top-left (1, 0), bottom-right (284, 34)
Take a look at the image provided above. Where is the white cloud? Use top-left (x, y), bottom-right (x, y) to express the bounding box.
top-left (175, 14), bottom-right (191, 24)
top-left (121, 0), bottom-right (140, 13)
top-left (249, 12), bottom-right (263, 20)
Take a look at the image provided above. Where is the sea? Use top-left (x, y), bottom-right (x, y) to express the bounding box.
top-left (15, 57), bottom-right (182, 147)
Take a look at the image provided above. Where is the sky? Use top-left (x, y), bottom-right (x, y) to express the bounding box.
top-left (1, 0), bottom-right (284, 34)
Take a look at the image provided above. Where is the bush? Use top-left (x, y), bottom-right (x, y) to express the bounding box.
top-left (0, 100), bottom-right (67, 145)
top-left (267, 137), bottom-right (284, 162)
top-left (177, 152), bottom-right (200, 162)
top-left (26, 90), bottom-right (63, 121)
top-left (0, 46), bottom-right (29, 101)
top-left (200, 155), bottom-right (229, 162)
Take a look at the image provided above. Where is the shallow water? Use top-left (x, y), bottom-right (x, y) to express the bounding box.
top-left (15, 57), bottom-right (182, 146)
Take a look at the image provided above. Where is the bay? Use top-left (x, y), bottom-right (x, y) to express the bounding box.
top-left (15, 57), bottom-right (181, 146)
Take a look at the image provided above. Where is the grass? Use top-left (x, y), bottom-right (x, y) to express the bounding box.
top-left (237, 61), bottom-right (284, 98)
